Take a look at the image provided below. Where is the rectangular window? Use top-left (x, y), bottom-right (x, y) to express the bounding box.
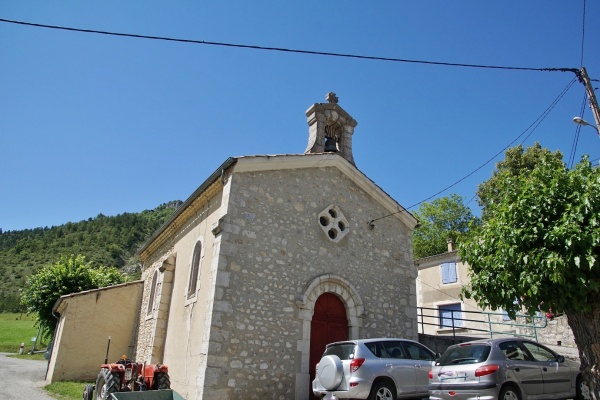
top-left (441, 262), bottom-right (457, 284)
top-left (147, 271), bottom-right (158, 316)
top-left (439, 303), bottom-right (464, 328)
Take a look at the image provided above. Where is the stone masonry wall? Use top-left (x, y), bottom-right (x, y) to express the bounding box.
top-left (204, 166), bottom-right (417, 399)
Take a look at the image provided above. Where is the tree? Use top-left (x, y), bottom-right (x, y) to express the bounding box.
top-left (20, 255), bottom-right (127, 335)
top-left (412, 194), bottom-right (480, 259)
top-left (460, 151), bottom-right (600, 398)
top-left (476, 142), bottom-right (564, 220)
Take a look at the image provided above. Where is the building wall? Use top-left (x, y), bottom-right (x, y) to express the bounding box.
top-left (46, 282), bottom-right (143, 383)
top-left (416, 253), bottom-right (488, 335)
top-left (416, 252), bottom-right (577, 349)
top-left (200, 166), bottom-right (416, 400)
top-left (136, 192), bottom-right (224, 400)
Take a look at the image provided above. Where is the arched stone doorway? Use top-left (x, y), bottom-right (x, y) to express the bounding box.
top-left (309, 293), bottom-right (348, 398)
top-left (294, 274), bottom-right (364, 399)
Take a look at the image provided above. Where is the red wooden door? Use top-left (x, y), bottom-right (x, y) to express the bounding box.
top-left (309, 293), bottom-right (348, 398)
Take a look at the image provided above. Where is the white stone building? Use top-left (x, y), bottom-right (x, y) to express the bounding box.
top-left (48, 93), bottom-right (420, 400)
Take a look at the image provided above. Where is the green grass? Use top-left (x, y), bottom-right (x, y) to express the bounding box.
top-left (0, 312), bottom-right (47, 353)
top-left (44, 381), bottom-right (90, 400)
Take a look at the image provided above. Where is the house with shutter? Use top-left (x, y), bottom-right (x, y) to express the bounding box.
top-left (415, 240), bottom-right (577, 350)
top-left (47, 93), bottom-right (421, 400)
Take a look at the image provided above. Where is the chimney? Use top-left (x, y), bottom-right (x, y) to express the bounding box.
top-left (447, 238), bottom-right (455, 252)
top-left (305, 92), bottom-right (358, 166)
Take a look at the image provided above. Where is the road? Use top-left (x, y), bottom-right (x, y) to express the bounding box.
top-left (0, 353), bottom-right (55, 400)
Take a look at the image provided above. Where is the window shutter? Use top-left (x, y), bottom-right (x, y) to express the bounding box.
top-left (441, 263), bottom-right (450, 284)
top-left (441, 262), bottom-right (457, 284)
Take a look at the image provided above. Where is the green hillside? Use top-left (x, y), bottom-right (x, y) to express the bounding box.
top-left (0, 201), bottom-right (181, 312)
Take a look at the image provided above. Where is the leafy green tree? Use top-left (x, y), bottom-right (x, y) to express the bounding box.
top-left (0, 201), bottom-right (180, 312)
top-left (461, 152), bottom-right (600, 397)
top-left (21, 255), bottom-right (127, 335)
top-left (412, 194), bottom-right (480, 259)
top-left (476, 142), bottom-right (564, 220)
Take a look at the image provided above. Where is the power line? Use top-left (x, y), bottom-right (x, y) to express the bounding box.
top-left (0, 17), bottom-right (580, 74)
top-left (369, 76), bottom-right (578, 224)
top-left (568, 93), bottom-right (589, 168)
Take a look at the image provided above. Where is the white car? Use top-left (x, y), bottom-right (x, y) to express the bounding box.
top-left (312, 338), bottom-right (437, 400)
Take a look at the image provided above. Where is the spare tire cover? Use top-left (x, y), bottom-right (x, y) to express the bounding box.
top-left (317, 355), bottom-right (344, 390)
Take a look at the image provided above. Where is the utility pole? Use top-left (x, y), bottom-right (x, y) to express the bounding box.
top-left (578, 67), bottom-right (600, 133)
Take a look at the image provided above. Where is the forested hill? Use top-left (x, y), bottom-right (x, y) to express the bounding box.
top-left (0, 201), bottom-right (182, 312)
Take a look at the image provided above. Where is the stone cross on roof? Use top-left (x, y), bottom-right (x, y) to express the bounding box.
top-left (326, 92), bottom-right (339, 104)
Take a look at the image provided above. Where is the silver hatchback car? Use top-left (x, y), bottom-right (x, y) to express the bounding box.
top-left (429, 338), bottom-right (586, 400)
top-left (312, 338), bottom-right (436, 400)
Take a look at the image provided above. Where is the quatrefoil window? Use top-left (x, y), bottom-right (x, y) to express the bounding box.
top-left (318, 205), bottom-right (349, 242)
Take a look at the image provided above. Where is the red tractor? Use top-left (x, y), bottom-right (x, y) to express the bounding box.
top-left (82, 355), bottom-right (170, 400)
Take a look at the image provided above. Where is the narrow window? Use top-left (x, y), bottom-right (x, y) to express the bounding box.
top-left (147, 271), bottom-right (158, 316)
top-left (441, 262), bottom-right (457, 284)
top-left (187, 241), bottom-right (202, 298)
top-left (439, 303), bottom-right (464, 328)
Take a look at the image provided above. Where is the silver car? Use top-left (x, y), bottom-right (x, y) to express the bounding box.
top-left (428, 338), bottom-right (586, 400)
top-left (312, 338), bottom-right (436, 400)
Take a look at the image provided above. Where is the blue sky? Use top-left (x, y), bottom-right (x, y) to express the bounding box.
top-left (1, 2), bottom-right (599, 232)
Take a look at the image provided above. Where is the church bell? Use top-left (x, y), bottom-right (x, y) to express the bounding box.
top-left (324, 137), bottom-right (338, 153)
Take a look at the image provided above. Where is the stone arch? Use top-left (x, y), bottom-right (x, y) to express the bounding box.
top-left (294, 274), bottom-right (364, 399)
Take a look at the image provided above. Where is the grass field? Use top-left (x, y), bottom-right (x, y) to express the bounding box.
top-left (0, 312), bottom-right (47, 353)
top-left (45, 381), bottom-right (89, 400)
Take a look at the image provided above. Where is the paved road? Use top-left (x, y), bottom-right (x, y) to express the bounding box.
top-left (0, 353), bottom-right (55, 400)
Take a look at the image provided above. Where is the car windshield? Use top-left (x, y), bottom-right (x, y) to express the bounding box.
top-left (437, 344), bottom-right (491, 366)
top-left (323, 343), bottom-right (355, 360)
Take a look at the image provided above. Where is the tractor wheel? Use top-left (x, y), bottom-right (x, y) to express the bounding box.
top-left (95, 368), bottom-right (121, 400)
top-left (82, 384), bottom-right (94, 400)
top-left (152, 372), bottom-right (171, 390)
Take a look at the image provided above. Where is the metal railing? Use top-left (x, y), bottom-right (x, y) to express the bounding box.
top-left (417, 306), bottom-right (547, 343)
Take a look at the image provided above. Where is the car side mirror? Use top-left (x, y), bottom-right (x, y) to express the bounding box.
top-left (557, 355), bottom-right (565, 363)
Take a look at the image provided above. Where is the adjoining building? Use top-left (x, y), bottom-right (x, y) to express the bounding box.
top-left (416, 239), bottom-right (576, 354)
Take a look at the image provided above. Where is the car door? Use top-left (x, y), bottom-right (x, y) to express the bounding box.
top-left (380, 340), bottom-right (416, 395)
top-left (402, 341), bottom-right (435, 394)
top-left (520, 341), bottom-right (573, 396)
top-left (499, 340), bottom-right (544, 396)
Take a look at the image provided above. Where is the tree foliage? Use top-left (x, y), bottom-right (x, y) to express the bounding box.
top-left (21, 255), bottom-right (127, 335)
top-left (0, 201), bottom-right (180, 312)
top-left (476, 142), bottom-right (564, 220)
top-left (461, 149), bottom-right (600, 396)
top-left (462, 153), bottom-right (600, 315)
top-left (412, 194), bottom-right (480, 259)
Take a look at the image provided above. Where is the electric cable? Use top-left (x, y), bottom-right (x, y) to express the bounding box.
top-left (568, 93), bottom-right (589, 168)
top-left (369, 77), bottom-right (578, 224)
top-left (415, 277), bottom-right (481, 311)
top-left (0, 18), bottom-right (580, 74)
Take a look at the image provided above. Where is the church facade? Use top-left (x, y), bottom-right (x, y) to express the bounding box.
top-left (130, 93), bottom-right (418, 399)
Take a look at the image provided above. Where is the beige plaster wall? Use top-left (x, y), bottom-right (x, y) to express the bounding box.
top-left (136, 192), bottom-right (224, 400)
top-left (416, 255), bottom-right (491, 336)
top-left (46, 281), bottom-right (143, 383)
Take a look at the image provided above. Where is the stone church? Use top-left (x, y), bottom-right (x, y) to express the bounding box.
top-left (47, 93), bottom-right (419, 400)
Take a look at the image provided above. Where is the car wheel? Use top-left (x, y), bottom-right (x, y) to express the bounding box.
top-left (576, 375), bottom-right (591, 400)
top-left (499, 385), bottom-right (521, 400)
top-left (317, 355), bottom-right (344, 390)
top-left (368, 381), bottom-right (396, 400)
